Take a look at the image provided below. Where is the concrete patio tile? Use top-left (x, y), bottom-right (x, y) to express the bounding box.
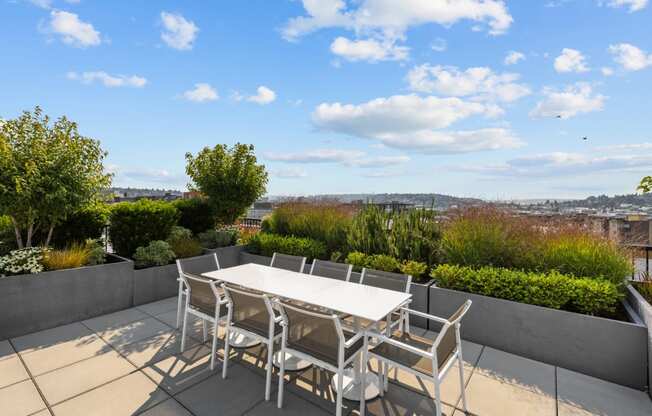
top-left (116, 330), bottom-right (202, 369)
top-left (284, 367), bottom-right (357, 415)
top-left (50, 372), bottom-right (169, 416)
top-left (137, 297), bottom-right (180, 317)
top-left (31, 410), bottom-right (52, 416)
top-left (34, 350), bottom-right (136, 405)
top-left (557, 367), bottom-right (652, 416)
top-left (0, 379), bottom-right (47, 416)
top-left (82, 307), bottom-right (150, 333)
top-left (154, 309), bottom-right (218, 341)
top-left (141, 344), bottom-right (216, 395)
top-left (96, 317), bottom-right (172, 349)
top-left (139, 398), bottom-right (194, 416)
top-left (175, 365), bottom-right (267, 416)
top-left (0, 340), bottom-right (30, 389)
top-left (353, 383), bottom-right (457, 416)
top-left (473, 346), bottom-right (556, 397)
top-left (11, 322), bottom-right (92, 354)
top-left (247, 390), bottom-right (332, 416)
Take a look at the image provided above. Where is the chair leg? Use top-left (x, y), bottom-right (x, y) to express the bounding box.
top-left (265, 339), bottom-right (274, 401)
top-left (180, 309), bottom-right (189, 352)
top-left (176, 283), bottom-right (183, 328)
top-left (433, 377), bottom-right (443, 416)
top-left (277, 340), bottom-right (287, 408)
top-left (377, 358), bottom-right (384, 397)
top-left (202, 320), bottom-right (208, 342)
top-left (359, 337), bottom-right (369, 416)
top-left (222, 327), bottom-right (231, 379)
top-left (210, 320), bottom-right (218, 371)
top-left (336, 366), bottom-right (344, 416)
top-left (458, 353), bottom-right (468, 413)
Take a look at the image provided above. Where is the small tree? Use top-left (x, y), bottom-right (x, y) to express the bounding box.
top-left (0, 107), bottom-right (112, 248)
top-left (638, 176), bottom-right (652, 194)
top-left (185, 143), bottom-right (268, 224)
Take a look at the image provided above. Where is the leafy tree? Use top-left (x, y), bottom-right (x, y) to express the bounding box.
top-left (638, 176), bottom-right (652, 193)
top-left (185, 143), bottom-right (268, 224)
top-left (0, 107), bottom-right (112, 248)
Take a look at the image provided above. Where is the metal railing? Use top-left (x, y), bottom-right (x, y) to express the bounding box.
top-left (240, 218), bottom-right (262, 228)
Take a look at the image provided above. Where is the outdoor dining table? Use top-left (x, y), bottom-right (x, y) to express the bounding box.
top-left (202, 262), bottom-right (412, 401)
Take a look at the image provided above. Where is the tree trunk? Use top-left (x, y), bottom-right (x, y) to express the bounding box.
top-left (10, 216), bottom-right (23, 249)
top-left (26, 223), bottom-right (34, 248)
top-left (44, 224), bottom-right (55, 248)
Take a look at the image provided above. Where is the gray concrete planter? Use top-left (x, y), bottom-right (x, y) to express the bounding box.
top-left (203, 245), bottom-right (245, 269)
top-left (626, 284), bottom-right (652, 397)
top-left (0, 255), bottom-right (133, 340)
top-left (132, 263), bottom-right (179, 306)
top-left (239, 251), bottom-right (274, 266)
top-left (429, 286), bottom-right (648, 390)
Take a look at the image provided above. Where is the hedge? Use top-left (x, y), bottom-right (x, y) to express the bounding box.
top-left (345, 251), bottom-right (430, 282)
top-left (246, 233), bottom-right (327, 261)
top-left (109, 199), bottom-right (179, 257)
top-left (172, 198), bottom-right (215, 235)
top-left (431, 264), bottom-right (623, 316)
top-left (47, 204), bottom-right (109, 248)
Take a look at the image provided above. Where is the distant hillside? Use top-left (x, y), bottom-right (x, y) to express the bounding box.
top-left (268, 193), bottom-right (483, 209)
top-left (557, 193), bottom-right (652, 209)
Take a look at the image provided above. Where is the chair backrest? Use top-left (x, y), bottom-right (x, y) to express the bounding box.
top-left (360, 268), bottom-right (412, 294)
top-left (270, 253), bottom-right (307, 273)
top-left (433, 300), bottom-right (472, 369)
top-left (182, 274), bottom-right (221, 316)
top-left (222, 284), bottom-right (275, 336)
top-left (309, 259), bottom-right (352, 282)
top-left (176, 253), bottom-right (220, 277)
top-left (276, 300), bottom-right (344, 366)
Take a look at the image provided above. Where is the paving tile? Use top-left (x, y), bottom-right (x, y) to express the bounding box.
top-left (96, 317), bottom-right (172, 349)
top-left (116, 330), bottom-right (202, 369)
top-left (34, 350), bottom-right (136, 405)
top-left (0, 379), bottom-right (47, 416)
top-left (0, 341), bottom-right (30, 389)
top-left (353, 383), bottom-right (457, 416)
top-left (141, 344), bottom-right (216, 395)
top-left (139, 398), bottom-right (194, 416)
top-left (175, 365), bottom-right (267, 416)
top-left (247, 390), bottom-right (331, 415)
top-left (557, 367), bottom-right (652, 416)
top-left (137, 297), bottom-right (180, 317)
top-left (31, 411), bottom-right (52, 416)
top-left (473, 346), bottom-right (556, 397)
top-left (155, 310), bottom-right (218, 341)
top-left (50, 372), bottom-right (169, 416)
top-left (284, 367), bottom-right (357, 415)
top-left (11, 322), bottom-right (92, 355)
top-left (82, 308), bottom-right (150, 333)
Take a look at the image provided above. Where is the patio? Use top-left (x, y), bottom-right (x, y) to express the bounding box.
top-left (2, 296), bottom-right (651, 416)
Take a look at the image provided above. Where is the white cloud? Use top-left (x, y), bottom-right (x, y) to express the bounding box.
top-left (601, 67), bottom-right (614, 76)
top-left (183, 83), bottom-right (218, 102)
top-left (247, 86), bottom-right (276, 105)
top-left (67, 71), bottom-right (147, 88)
top-left (312, 94), bottom-right (522, 153)
top-left (406, 65), bottom-right (530, 103)
top-left (47, 10), bottom-right (101, 47)
top-left (349, 155), bottom-right (410, 168)
top-left (530, 83), bottom-right (605, 119)
top-left (264, 149), bottom-right (366, 164)
top-left (554, 48), bottom-right (590, 73)
top-left (608, 43), bottom-right (652, 71)
top-left (431, 38), bottom-right (447, 52)
top-left (601, 0), bottom-right (648, 12)
top-left (330, 36), bottom-right (408, 62)
top-left (504, 51), bottom-right (525, 65)
top-left (282, 0), bottom-right (513, 40)
top-left (273, 168), bottom-right (308, 178)
top-left (160, 12), bottom-right (198, 50)
top-left (595, 142), bottom-right (652, 151)
top-left (29, 0), bottom-right (53, 9)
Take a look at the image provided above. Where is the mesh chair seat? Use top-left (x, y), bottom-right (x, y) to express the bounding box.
top-left (370, 331), bottom-right (453, 376)
top-left (271, 253), bottom-right (307, 273)
top-left (361, 268), bottom-right (411, 293)
top-left (184, 274), bottom-right (223, 317)
top-left (288, 326), bottom-right (363, 367)
top-left (234, 311), bottom-right (283, 339)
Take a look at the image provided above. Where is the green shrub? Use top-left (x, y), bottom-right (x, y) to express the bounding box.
top-left (166, 226), bottom-right (202, 259)
top-left (85, 239), bottom-right (106, 266)
top-left (46, 204), bottom-right (109, 248)
top-left (346, 205), bottom-right (390, 255)
top-left (133, 240), bottom-right (176, 268)
top-left (365, 254), bottom-right (401, 272)
top-left (167, 226), bottom-right (193, 242)
top-left (109, 200), bottom-right (179, 258)
top-left (198, 227), bottom-right (239, 249)
top-left (345, 251), bottom-right (367, 271)
top-left (431, 264), bottom-right (622, 316)
top-left (172, 198), bottom-right (215, 235)
top-left (0, 216), bottom-right (16, 256)
top-left (390, 209), bottom-right (441, 265)
top-left (246, 233), bottom-right (326, 261)
top-left (400, 260), bottom-right (429, 281)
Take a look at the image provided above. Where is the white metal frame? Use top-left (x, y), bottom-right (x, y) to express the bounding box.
top-left (221, 284), bottom-right (282, 402)
top-left (309, 259), bottom-right (353, 282)
top-left (360, 267), bottom-right (413, 333)
top-left (275, 301), bottom-right (365, 416)
top-left (176, 253), bottom-right (220, 328)
top-left (359, 301), bottom-right (473, 416)
top-left (179, 272), bottom-right (227, 371)
top-left (270, 252), bottom-right (307, 273)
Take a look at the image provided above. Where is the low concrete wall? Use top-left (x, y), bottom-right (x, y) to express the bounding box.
top-left (204, 245), bottom-right (245, 269)
top-left (133, 263), bottom-right (178, 306)
top-left (626, 284), bottom-right (652, 396)
top-left (0, 255), bottom-right (133, 340)
top-left (429, 286), bottom-right (648, 390)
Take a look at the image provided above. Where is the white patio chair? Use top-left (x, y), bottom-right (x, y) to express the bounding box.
top-left (359, 267), bottom-right (412, 333)
top-left (310, 259), bottom-right (353, 281)
top-left (270, 252), bottom-right (307, 273)
top-left (176, 253), bottom-right (220, 329)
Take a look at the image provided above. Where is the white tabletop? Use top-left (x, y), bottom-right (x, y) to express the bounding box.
top-left (202, 263), bottom-right (411, 323)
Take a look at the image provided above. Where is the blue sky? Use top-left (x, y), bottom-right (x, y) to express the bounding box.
top-left (1, 0), bottom-right (652, 199)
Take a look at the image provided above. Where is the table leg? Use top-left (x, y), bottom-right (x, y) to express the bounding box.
top-left (272, 351), bottom-right (312, 371)
top-left (228, 332), bottom-right (261, 348)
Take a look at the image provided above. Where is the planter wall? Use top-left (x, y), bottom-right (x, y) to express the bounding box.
top-left (133, 263), bottom-right (179, 306)
top-left (626, 284), bottom-right (652, 397)
top-left (0, 255), bottom-right (133, 340)
top-left (429, 286), bottom-right (648, 390)
top-left (204, 245), bottom-right (245, 269)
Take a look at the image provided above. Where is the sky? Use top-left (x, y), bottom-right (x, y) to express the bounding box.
top-left (1, 0), bottom-right (652, 200)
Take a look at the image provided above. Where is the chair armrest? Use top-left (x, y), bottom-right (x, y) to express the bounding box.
top-left (400, 307), bottom-right (448, 324)
top-left (344, 331), bottom-right (365, 348)
top-left (371, 332), bottom-right (432, 359)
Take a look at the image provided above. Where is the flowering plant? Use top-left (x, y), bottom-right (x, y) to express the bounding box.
top-left (0, 247), bottom-right (47, 277)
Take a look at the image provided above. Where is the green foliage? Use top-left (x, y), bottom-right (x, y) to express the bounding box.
top-left (345, 251), bottom-right (428, 281)
top-left (246, 233), bottom-right (326, 261)
top-left (166, 226), bottom-right (202, 259)
top-left (198, 227), bottom-right (239, 249)
top-left (85, 239), bottom-right (106, 266)
top-left (400, 260), bottom-right (429, 281)
top-left (265, 202), bottom-right (353, 254)
top-left (365, 254), bottom-right (401, 273)
top-left (0, 247), bottom-right (46, 276)
top-left (345, 251), bottom-right (367, 272)
top-left (390, 209), bottom-right (441, 264)
top-left (185, 143), bottom-right (268, 224)
top-left (133, 240), bottom-right (176, 268)
top-left (43, 243), bottom-right (90, 271)
top-left (346, 206), bottom-right (390, 256)
top-left (167, 226), bottom-right (193, 242)
top-left (172, 198), bottom-right (215, 235)
top-left (638, 176), bottom-right (652, 193)
top-left (0, 106), bottom-right (112, 248)
top-left (45, 203), bottom-right (109, 248)
top-left (0, 216), bottom-right (16, 256)
top-left (431, 264), bottom-right (622, 316)
top-left (109, 200), bottom-right (179, 258)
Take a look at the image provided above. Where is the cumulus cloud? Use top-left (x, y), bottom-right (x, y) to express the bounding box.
top-left (264, 149), bottom-right (365, 164)
top-left (67, 71), bottom-right (147, 88)
top-left (273, 168), bottom-right (308, 178)
top-left (601, 0), bottom-right (648, 12)
top-left (530, 83), bottom-right (605, 119)
top-left (601, 67), bottom-right (614, 76)
top-left (46, 10), bottom-right (101, 47)
top-left (160, 12), bottom-right (198, 50)
top-left (182, 83), bottom-right (218, 102)
top-left (406, 65), bottom-right (530, 103)
top-left (504, 51), bottom-right (525, 65)
top-left (330, 36), bottom-right (408, 62)
top-left (247, 86), bottom-right (276, 104)
top-left (431, 38), bottom-right (447, 52)
top-left (608, 43), bottom-right (652, 71)
top-left (554, 48), bottom-right (589, 73)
